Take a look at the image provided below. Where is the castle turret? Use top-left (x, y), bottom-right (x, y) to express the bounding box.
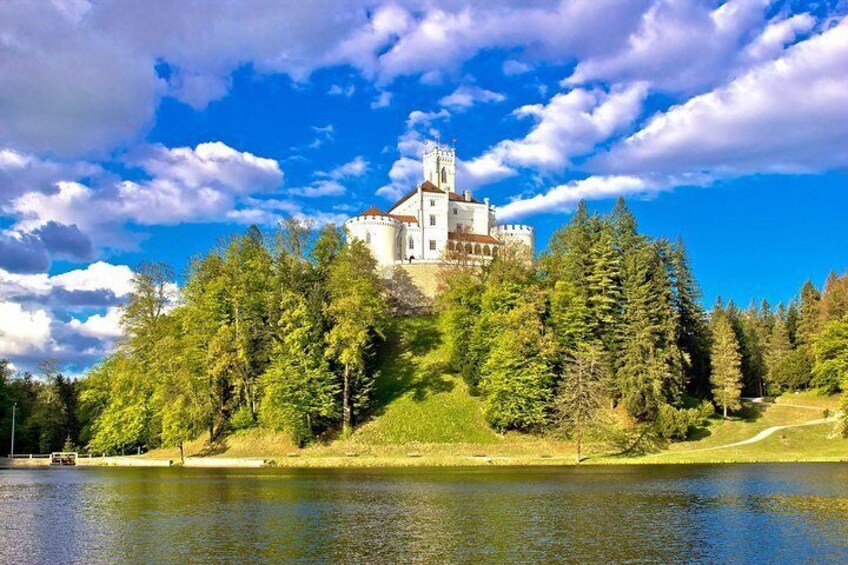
top-left (492, 224), bottom-right (535, 256)
top-left (344, 206), bottom-right (402, 270)
top-left (422, 144), bottom-right (456, 193)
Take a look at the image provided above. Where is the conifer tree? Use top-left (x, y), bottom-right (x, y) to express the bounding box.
top-left (811, 318), bottom-right (848, 394)
top-left (710, 308), bottom-right (743, 418)
top-left (670, 238), bottom-right (710, 394)
top-left (554, 341), bottom-right (608, 463)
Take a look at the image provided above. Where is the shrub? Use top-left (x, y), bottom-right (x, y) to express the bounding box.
top-left (655, 401), bottom-right (713, 440)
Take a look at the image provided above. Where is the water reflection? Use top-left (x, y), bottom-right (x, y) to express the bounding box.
top-left (0, 464), bottom-right (846, 563)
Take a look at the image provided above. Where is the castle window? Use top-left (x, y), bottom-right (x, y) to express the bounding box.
top-left (452, 207), bottom-right (457, 215)
top-left (456, 223), bottom-right (463, 233)
top-left (365, 231), bottom-right (371, 244)
top-left (429, 240), bottom-right (436, 251)
top-left (408, 236), bottom-right (414, 250)
top-left (430, 199), bottom-right (435, 207)
top-left (429, 215), bottom-right (436, 226)
top-left (441, 167), bottom-right (447, 183)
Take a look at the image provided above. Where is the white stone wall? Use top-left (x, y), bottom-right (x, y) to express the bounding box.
top-left (345, 215), bottom-right (401, 267)
top-left (423, 146), bottom-right (456, 193)
top-left (493, 224), bottom-right (535, 255)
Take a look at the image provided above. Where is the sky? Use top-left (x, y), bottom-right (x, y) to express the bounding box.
top-left (1, 0), bottom-right (847, 373)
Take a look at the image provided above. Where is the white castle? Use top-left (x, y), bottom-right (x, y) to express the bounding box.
top-left (345, 144), bottom-right (534, 272)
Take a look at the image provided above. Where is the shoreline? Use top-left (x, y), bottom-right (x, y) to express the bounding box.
top-left (3, 452), bottom-right (846, 470)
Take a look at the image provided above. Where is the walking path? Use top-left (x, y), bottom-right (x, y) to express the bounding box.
top-left (651, 398), bottom-right (838, 456)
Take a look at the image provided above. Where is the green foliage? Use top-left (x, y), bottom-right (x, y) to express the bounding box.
top-left (811, 318), bottom-right (848, 394)
top-left (480, 292), bottom-right (555, 431)
top-left (710, 308), bottom-right (743, 417)
top-left (654, 401), bottom-right (712, 440)
top-left (768, 349), bottom-right (813, 393)
top-left (229, 405), bottom-right (257, 431)
top-left (259, 290), bottom-right (338, 445)
top-left (553, 341), bottom-right (608, 462)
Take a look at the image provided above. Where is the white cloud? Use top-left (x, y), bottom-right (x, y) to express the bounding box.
top-left (503, 59), bottom-right (532, 75)
top-left (290, 180), bottom-right (347, 198)
top-left (596, 17), bottom-right (848, 175)
top-left (68, 307), bottom-right (123, 340)
top-left (464, 83), bottom-right (648, 185)
top-left (321, 156), bottom-right (369, 180)
top-left (0, 301), bottom-right (52, 356)
top-left (565, 0), bottom-right (776, 92)
top-left (51, 262), bottom-right (135, 297)
top-left (370, 90), bottom-right (393, 109)
top-left (328, 83), bottom-right (356, 97)
top-left (9, 142), bottom-right (284, 239)
top-left (439, 85), bottom-right (505, 110)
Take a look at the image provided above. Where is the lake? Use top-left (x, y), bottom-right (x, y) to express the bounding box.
top-left (1, 463), bottom-right (846, 563)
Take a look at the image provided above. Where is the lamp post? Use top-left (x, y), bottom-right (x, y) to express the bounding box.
top-left (10, 402), bottom-right (16, 458)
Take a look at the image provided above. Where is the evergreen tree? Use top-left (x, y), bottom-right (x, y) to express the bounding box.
top-left (617, 244), bottom-right (682, 420)
top-left (764, 315), bottom-right (794, 394)
top-left (710, 308), bottom-right (743, 418)
top-left (480, 292), bottom-right (554, 431)
top-left (670, 238), bottom-right (710, 395)
top-left (796, 280), bottom-right (822, 349)
top-left (553, 341), bottom-right (608, 463)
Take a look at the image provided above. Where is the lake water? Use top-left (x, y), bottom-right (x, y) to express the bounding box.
top-left (1, 463), bottom-right (846, 564)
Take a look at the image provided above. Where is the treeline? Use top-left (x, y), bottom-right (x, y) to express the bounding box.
top-left (0, 361), bottom-right (82, 454)
top-left (1, 200), bottom-right (846, 458)
top-left (71, 222), bottom-right (386, 457)
top-left (438, 199), bottom-right (848, 454)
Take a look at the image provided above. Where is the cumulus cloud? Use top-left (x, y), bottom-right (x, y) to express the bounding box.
top-left (464, 84), bottom-right (648, 185)
top-left (9, 142), bottom-right (283, 243)
top-left (439, 85), bottom-right (505, 110)
top-left (370, 90), bottom-right (393, 109)
top-left (565, 0), bottom-right (779, 92)
top-left (67, 307), bottom-right (124, 340)
top-left (596, 17), bottom-right (848, 175)
top-left (0, 301), bottom-right (53, 356)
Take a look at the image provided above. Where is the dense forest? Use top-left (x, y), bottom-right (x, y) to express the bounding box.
top-left (1, 199), bottom-right (846, 458)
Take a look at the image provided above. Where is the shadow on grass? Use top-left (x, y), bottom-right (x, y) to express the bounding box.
top-left (369, 317), bottom-right (456, 413)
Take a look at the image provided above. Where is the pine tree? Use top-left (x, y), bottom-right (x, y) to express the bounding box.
top-left (670, 238), bottom-right (710, 395)
top-left (796, 280), bottom-right (822, 349)
top-left (764, 315), bottom-right (793, 394)
top-left (553, 342), bottom-right (608, 463)
top-left (710, 310), bottom-right (743, 418)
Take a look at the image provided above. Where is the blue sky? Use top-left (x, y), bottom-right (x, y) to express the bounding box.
top-left (1, 0), bottom-right (847, 372)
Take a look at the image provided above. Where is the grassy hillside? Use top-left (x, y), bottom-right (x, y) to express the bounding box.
top-left (145, 316), bottom-right (845, 466)
top-left (350, 316), bottom-right (498, 445)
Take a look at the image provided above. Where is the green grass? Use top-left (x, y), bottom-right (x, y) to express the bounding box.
top-left (350, 316), bottom-right (498, 445)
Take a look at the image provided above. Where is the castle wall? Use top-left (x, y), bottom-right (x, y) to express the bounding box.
top-left (345, 215), bottom-right (401, 267)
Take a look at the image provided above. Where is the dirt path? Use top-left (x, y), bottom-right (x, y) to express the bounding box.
top-left (651, 399), bottom-right (838, 456)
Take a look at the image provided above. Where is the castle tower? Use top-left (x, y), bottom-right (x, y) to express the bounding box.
top-left (423, 144), bottom-right (456, 193)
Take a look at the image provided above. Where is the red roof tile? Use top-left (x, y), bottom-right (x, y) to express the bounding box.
top-left (360, 205), bottom-right (384, 216)
top-left (388, 214), bottom-right (418, 224)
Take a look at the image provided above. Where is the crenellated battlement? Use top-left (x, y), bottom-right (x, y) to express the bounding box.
top-left (493, 224), bottom-right (534, 233)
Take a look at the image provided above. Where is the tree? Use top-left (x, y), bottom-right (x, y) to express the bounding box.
top-left (325, 240), bottom-right (388, 435)
top-left (479, 292), bottom-right (554, 431)
top-left (764, 316), bottom-right (795, 393)
top-left (670, 238), bottom-right (710, 395)
top-left (710, 309), bottom-right (743, 418)
top-left (553, 342), bottom-right (608, 463)
top-left (260, 290), bottom-right (338, 445)
top-left (811, 318), bottom-right (848, 394)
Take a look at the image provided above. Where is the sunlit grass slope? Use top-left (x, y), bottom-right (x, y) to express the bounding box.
top-left (349, 316), bottom-right (499, 445)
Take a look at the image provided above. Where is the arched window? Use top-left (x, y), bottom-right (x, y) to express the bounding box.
top-left (365, 231), bottom-right (371, 244)
top-left (474, 244), bottom-right (482, 255)
top-left (408, 236), bottom-right (414, 250)
top-left (441, 167), bottom-right (447, 183)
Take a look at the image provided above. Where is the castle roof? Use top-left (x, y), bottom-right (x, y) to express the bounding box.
top-left (388, 214), bottom-right (418, 224)
top-left (388, 180), bottom-right (482, 212)
top-left (360, 205), bottom-right (385, 216)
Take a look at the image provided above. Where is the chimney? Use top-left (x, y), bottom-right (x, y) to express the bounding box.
top-left (464, 190), bottom-right (471, 201)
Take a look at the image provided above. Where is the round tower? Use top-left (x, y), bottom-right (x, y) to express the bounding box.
top-left (492, 224), bottom-right (535, 255)
top-left (344, 207), bottom-right (401, 268)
